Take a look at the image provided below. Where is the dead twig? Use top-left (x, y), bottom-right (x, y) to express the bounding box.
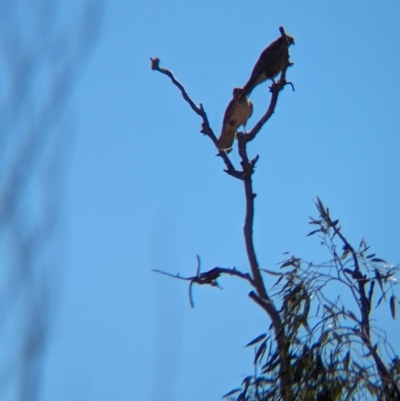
top-left (153, 255), bottom-right (254, 307)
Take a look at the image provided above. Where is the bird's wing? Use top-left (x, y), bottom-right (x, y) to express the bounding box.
top-left (217, 125), bottom-right (236, 151)
top-left (240, 38), bottom-right (285, 98)
top-left (245, 101), bottom-right (253, 126)
top-left (217, 98), bottom-right (237, 150)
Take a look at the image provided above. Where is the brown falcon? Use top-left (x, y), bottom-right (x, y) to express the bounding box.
top-left (239, 33), bottom-right (294, 99)
top-left (217, 87), bottom-right (253, 151)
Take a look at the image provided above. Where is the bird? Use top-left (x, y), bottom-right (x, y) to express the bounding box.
top-left (217, 88), bottom-right (253, 151)
top-left (239, 33), bottom-right (294, 99)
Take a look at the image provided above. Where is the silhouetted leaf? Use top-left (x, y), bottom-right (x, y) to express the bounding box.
top-left (343, 351), bottom-right (350, 371)
top-left (196, 255), bottom-right (201, 276)
top-left (332, 331), bottom-right (341, 344)
top-left (376, 294), bottom-right (385, 308)
top-left (245, 333), bottom-right (267, 347)
top-left (371, 258), bottom-right (387, 264)
top-left (222, 388), bottom-right (241, 398)
top-left (189, 281), bottom-right (195, 308)
top-left (366, 254), bottom-right (376, 259)
top-left (375, 269), bottom-right (384, 294)
top-left (341, 250), bottom-right (350, 260)
top-left (254, 341), bottom-right (266, 364)
top-left (307, 229), bottom-right (321, 237)
top-left (309, 218), bottom-right (322, 225)
top-left (319, 331), bottom-right (329, 344)
top-left (390, 295), bottom-right (396, 320)
top-left (280, 260), bottom-right (294, 268)
top-left (315, 197), bottom-right (325, 217)
top-left (261, 268), bottom-right (284, 277)
top-left (237, 393), bottom-right (245, 401)
top-left (262, 356), bottom-right (280, 373)
top-left (331, 219), bottom-right (339, 226)
top-left (347, 311), bottom-right (357, 321)
top-left (273, 274), bottom-right (285, 287)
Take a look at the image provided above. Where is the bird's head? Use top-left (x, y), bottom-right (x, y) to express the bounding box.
top-left (232, 87), bottom-right (244, 99)
top-left (279, 26), bottom-right (295, 46)
top-left (285, 34), bottom-right (295, 46)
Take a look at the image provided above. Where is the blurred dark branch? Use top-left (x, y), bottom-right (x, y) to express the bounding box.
top-left (0, 1), bottom-right (104, 400)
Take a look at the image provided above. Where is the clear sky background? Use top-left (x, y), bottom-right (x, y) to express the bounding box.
top-left (19, 0), bottom-right (400, 400)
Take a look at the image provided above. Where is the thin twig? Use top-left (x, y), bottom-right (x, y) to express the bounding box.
top-left (153, 263), bottom-right (255, 307)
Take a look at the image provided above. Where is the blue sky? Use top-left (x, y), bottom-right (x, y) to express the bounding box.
top-left (17, 0), bottom-right (400, 400)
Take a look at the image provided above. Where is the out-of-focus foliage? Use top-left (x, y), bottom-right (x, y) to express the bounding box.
top-left (0, 1), bottom-right (103, 400)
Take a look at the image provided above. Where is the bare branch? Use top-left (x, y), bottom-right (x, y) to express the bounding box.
top-left (151, 269), bottom-right (192, 281)
top-left (150, 57), bottom-right (202, 116)
top-left (150, 57), bottom-right (243, 180)
top-left (153, 261), bottom-right (255, 307)
top-left (246, 66), bottom-right (294, 142)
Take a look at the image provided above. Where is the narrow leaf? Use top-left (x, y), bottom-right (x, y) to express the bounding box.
top-left (347, 311), bottom-right (357, 321)
top-left (307, 229), bottom-right (321, 237)
top-left (280, 260), bottom-right (294, 268)
top-left (390, 295), bottom-right (396, 320)
top-left (316, 197), bottom-right (325, 215)
top-left (371, 258), bottom-right (387, 263)
top-left (245, 333), bottom-right (267, 347)
top-left (222, 388), bottom-right (241, 398)
top-left (375, 269), bottom-right (383, 294)
top-left (196, 255), bottom-right (201, 275)
top-left (189, 281), bottom-right (195, 308)
top-left (366, 254), bottom-right (376, 259)
top-left (320, 331), bottom-right (329, 344)
top-left (376, 294), bottom-right (385, 308)
top-left (343, 351), bottom-right (351, 371)
top-left (254, 341), bottom-right (266, 364)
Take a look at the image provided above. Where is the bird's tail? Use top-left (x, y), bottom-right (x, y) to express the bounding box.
top-left (217, 126), bottom-right (236, 151)
top-left (237, 81), bottom-right (254, 101)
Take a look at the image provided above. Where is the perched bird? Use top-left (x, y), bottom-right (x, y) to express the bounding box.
top-left (217, 88), bottom-right (253, 151)
top-left (239, 33), bottom-right (294, 99)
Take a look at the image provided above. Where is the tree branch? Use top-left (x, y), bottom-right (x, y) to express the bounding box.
top-left (150, 57), bottom-right (242, 180)
top-left (153, 261), bottom-right (255, 308)
top-left (315, 197), bottom-right (371, 338)
top-left (249, 291), bottom-right (294, 401)
top-left (247, 72), bottom-right (293, 142)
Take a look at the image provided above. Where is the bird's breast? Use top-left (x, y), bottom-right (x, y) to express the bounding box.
top-left (229, 101), bottom-right (252, 126)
